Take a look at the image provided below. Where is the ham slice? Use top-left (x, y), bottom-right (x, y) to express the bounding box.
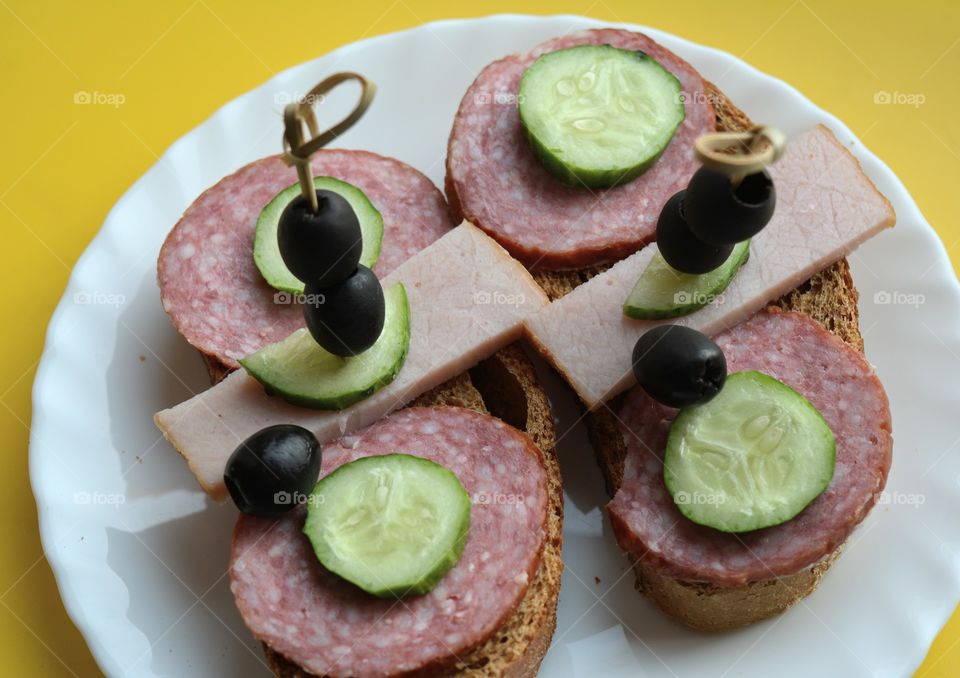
top-left (155, 223), bottom-right (549, 500)
top-left (525, 125), bottom-right (895, 408)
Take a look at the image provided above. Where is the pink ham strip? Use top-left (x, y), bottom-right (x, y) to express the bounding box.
top-left (155, 223), bottom-right (549, 500)
top-left (525, 125), bottom-right (895, 408)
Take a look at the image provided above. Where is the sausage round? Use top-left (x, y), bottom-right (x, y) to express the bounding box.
top-left (445, 29), bottom-right (716, 270)
top-left (158, 150), bottom-right (453, 369)
top-left (607, 310), bottom-right (892, 586)
top-left (230, 407), bottom-right (549, 677)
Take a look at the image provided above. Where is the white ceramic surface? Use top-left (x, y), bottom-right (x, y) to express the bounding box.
top-left (30, 14), bottom-right (960, 678)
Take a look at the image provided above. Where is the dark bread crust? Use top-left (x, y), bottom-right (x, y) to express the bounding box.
top-left (586, 81), bottom-right (868, 631)
top-left (257, 344), bottom-right (563, 677)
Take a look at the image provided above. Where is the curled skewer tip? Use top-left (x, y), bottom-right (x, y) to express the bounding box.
top-left (281, 72), bottom-right (376, 212)
top-left (694, 125), bottom-right (787, 186)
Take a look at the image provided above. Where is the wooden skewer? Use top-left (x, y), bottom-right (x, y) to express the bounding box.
top-left (694, 125), bottom-right (787, 188)
top-left (284, 111), bottom-right (320, 212)
top-left (282, 72), bottom-right (377, 213)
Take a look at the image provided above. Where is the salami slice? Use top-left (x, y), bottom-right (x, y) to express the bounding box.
top-left (607, 310), bottom-right (892, 586)
top-left (445, 29), bottom-right (715, 270)
top-left (158, 150), bottom-right (453, 369)
top-left (230, 407), bottom-right (548, 678)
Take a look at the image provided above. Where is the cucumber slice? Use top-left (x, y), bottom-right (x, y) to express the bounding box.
top-left (664, 371), bottom-right (835, 533)
top-left (304, 454), bottom-right (470, 597)
top-left (254, 176), bottom-right (384, 294)
top-left (623, 241), bottom-right (750, 319)
top-left (518, 45), bottom-right (685, 188)
top-left (239, 284), bottom-right (409, 410)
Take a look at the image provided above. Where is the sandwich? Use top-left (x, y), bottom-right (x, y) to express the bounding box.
top-left (446, 27), bottom-right (894, 630)
top-left (155, 83), bottom-right (563, 673)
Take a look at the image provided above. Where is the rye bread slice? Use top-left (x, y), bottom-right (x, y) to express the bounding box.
top-left (232, 344), bottom-right (564, 677)
top-left (585, 81), bottom-right (867, 631)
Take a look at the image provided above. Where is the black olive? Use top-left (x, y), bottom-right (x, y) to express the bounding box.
top-left (277, 189), bottom-right (362, 286)
top-left (684, 167), bottom-right (776, 246)
top-left (303, 265), bottom-right (385, 356)
top-left (224, 425), bottom-right (321, 517)
top-left (656, 190), bottom-right (734, 274)
top-left (631, 325), bottom-right (727, 408)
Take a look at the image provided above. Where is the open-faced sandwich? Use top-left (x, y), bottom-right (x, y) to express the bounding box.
top-left (446, 27), bottom-right (894, 630)
top-left (153, 26), bottom-right (895, 677)
top-left (156, 75), bottom-right (562, 675)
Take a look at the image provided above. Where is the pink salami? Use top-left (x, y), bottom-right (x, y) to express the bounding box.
top-left (158, 150), bottom-right (453, 369)
top-left (445, 29), bottom-right (715, 270)
top-left (608, 310), bottom-right (892, 586)
top-left (230, 407), bottom-right (548, 677)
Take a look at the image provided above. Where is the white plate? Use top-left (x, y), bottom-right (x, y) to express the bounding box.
top-left (30, 13), bottom-right (960, 678)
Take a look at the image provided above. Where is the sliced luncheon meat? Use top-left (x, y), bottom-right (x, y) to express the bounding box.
top-left (607, 310), bottom-right (893, 585)
top-left (158, 150), bottom-right (453, 369)
top-left (525, 125), bottom-right (895, 407)
top-left (155, 223), bottom-right (550, 500)
top-left (446, 28), bottom-right (715, 270)
top-left (231, 407), bottom-right (549, 678)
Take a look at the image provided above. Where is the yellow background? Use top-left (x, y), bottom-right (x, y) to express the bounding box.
top-left (2, 0), bottom-right (958, 675)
